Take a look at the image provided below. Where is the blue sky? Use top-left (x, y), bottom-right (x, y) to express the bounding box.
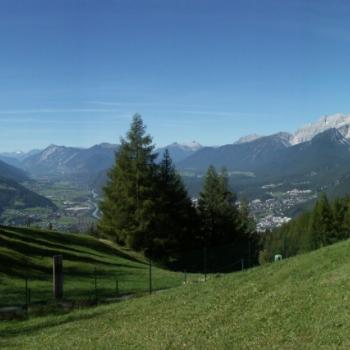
top-left (1, 0), bottom-right (350, 151)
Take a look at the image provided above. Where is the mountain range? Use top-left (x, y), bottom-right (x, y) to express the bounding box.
top-left (3, 113), bottom-right (350, 202)
top-left (178, 132), bottom-right (292, 173)
top-left (229, 113), bottom-right (350, 146)
top-left (178, 114), bottom-right (350, 177)
top-left (18, 143), bottom-right (119, 181)
top-left (0, 141), bottom-right (203, 185)
top-left (176, 115), bottom-right (350, 202)
top-left (156, 141), bottom-right (203, 163)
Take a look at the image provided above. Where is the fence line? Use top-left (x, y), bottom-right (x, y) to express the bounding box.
top-left (0, 243), bottom-right (255, 316)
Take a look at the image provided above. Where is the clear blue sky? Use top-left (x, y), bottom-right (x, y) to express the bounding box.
top-left (1, 0), bottom-right (350, 151)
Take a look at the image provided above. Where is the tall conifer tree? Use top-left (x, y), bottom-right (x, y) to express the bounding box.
top-left (239, 198), bottom-right (256, 235)
top-left (342, 203), bottom-right (350, 232)
top-left (153, 149), bottom-right (197, 258)
top-left (98, 114), bottom-right (158, 250)
top-left (308, 193), bottom-right (334, 249)
top-left (198, 166), bottom-right (241, 246)
top-left (332, 198), bottom-right (347, 241)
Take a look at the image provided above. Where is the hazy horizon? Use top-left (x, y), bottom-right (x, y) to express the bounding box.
top-left (2, 111), bottom-right (350, 153)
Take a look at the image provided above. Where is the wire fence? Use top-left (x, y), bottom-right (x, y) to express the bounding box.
top-left (0, 242), bottom-right (256, 319)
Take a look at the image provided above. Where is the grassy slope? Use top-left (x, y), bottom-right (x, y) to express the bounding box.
top-left (0, 226), bottom-right (184, 306)
top-left (2, 238), bottom-right (350, 349)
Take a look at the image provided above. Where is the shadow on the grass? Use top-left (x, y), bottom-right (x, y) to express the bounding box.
top-left (1, 226), bottom-right (143, 263)
top-left (0, 308), bottom-right (107, 339)
top-left (0, 235), bottom-right (146, 280)
top-left (0, 229), bottom-right (100, 258)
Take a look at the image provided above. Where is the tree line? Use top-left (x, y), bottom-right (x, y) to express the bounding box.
top-left (260, 192), bottom-right (350, 263)
top-left (98, 114), bottom-right (258, 270)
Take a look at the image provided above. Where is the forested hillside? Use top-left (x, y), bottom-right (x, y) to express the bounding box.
top-left (0, 177), bottom-right (56, 214)
top-left (0, 159), bottom-right (56, 216)
top-left (0, 160), bottom-right (27, 182)
top-left (261, 193), bottom-right (350, 261)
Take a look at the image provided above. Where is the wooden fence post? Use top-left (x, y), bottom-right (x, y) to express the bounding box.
top-left (53, 255), bottom-right (63, 299)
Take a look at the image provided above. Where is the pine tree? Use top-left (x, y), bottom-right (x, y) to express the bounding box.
top-left (198, 166), bottom-right (221, 245)
top-left (332, 198), bottom-right (347, 241)
top-left (238, 198), bottom-right (259, 265)
top-left (198, 166), bottom-right (240, 246)
top-left (341, 198), bottom-right (350, 237)
top-left (308, 193), bottom-right (334, 249)
top-left (98, 114), bottom-right (158, 250)
top-left (153, 149), bottom-right (198, 259)
top-left (239, 197), bottom-right (256, 235)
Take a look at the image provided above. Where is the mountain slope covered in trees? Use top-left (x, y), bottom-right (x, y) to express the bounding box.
top-left (0, 159), bottom-right (56, 215)
top-left (261, 192), bottom-right (350, 262)
top-left (178, 128), bottom-right (350, 178)
top-left (178, 132), bottom-right (292, 172)
top-left (0, 177), bottom-right (56, 214)
top-left (0, 159), bottom-right (27, 182)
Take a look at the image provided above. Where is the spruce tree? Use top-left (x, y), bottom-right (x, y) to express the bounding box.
top-left (239, 198), bottom-right (256, 235)
top-left (341, 199), bottom-right (350, 237)
top-left (308, 193), bottom-right (334, 249)
top-left (238, 198), bottom-right (259, 265)
top-left (98, 114), bottom-right (158, 250)
top-left (332, 198), bottom-right (347, 241)
top-left (198, 166), bottom-right (240, 246)
top-left (153, 149), bottom-right (198, 259)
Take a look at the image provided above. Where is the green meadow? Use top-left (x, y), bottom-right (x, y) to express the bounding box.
top-left (2, 226), bottom-right (350, 349)
top-left (0, 226), bottom-right (185, 307)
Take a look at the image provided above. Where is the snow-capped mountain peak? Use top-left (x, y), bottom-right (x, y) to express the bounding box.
top-left (170, 141), bottom-right (202, 151)
top-left (41, 144), bottom-right (62, 158)
top-left (291, 113), bottom-right (350, 145)
top-left (234, 134), bottom-right (264, 144)
top-left (180, 141), bottom-right (202, 150)
top-left (157, 141), bottom-right (203, 163)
